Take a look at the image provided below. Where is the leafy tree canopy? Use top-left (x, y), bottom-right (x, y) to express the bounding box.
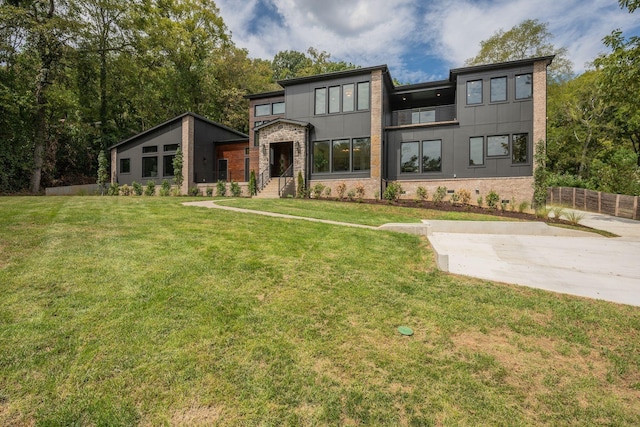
top-left (619, 0), bottom-right (639, 12)
top-left (465, 19), bottom-right (573, 82)
top-left (272, 47), bottom-right (358, 81)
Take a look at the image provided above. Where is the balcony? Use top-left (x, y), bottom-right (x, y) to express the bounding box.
top-left (389, 105), bottom-right (456, 128)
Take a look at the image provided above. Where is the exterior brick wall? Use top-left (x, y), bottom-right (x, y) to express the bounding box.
top-left (309, 178), bottom-right (380, 200)
top-left (181, 115), bottom-right (195, 195)
top-left (533, 59), bottom-right (548, 169)
top-left (370, 69), bottom-right (383, 195)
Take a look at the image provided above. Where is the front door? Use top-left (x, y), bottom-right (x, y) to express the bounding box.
top-left (269, 142), bottom-right (293, 178)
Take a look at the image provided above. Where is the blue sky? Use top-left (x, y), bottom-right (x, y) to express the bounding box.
top-left (216, 0), bottom-right (640, 84)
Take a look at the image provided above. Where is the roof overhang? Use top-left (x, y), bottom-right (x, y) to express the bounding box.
top-left (254, 118), bottom-right (312, 132)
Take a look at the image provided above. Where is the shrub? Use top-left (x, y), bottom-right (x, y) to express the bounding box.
top-left (518, 201), bottom-right (529, 213)
top-left (107, 183), bottom-right (119, 196)
top-left (533, 140), bottom-right (547, 209)
top-left (172, 148), bottom-right (183, 189)
top-left (450, 192), bottom-right (460, 205)
top-left (144, 181), bottom-right (155, 196)
top-left (509, 197), bottom-right (516, 212)
top-left (416, 186), bottom-right (428, 201)
top-left (312, 183), bottom-right (325, 199)
top-left (432, 186), bottom-right (447, 204)
top-left (458, 189), bottom-right (471, 205)
top-left (486, 190), bottom-right (500, 209)
top-left (206, 186), bottom-right (213, 197)
top-left (550, 206), bottom-right (565, 220)
top-left (171, 187), bottom-right (180, 197)
top-left (132, 181), bottom-right (143, 196)
top-left (190, 186), bottom-right (201, 196)
top-left (536, 207), bottom-right (551, 219)
top-left (120, 184), bottom-right (131, 196)
top-left (336, 182), bottom-right (347, 199)
top-left (346, 189), bottom-right (356, 200)
top-left (500, 200), bottom-right (507, 211)
top-left (216, 180), bottom-right (226, 197)
top-left (374, 190), bottom-right (380, 201)
top-left (296, 171), bottom-right (305, 198)
top-left (159, 179), bottom-right (171, 196)
top-left (565, 210), bottom-right (585, 225)
top-left (230, 180), bottom-right (242, 197)
top-left (354, 182), bottom-right (366, 200)
top-left (477, 195), bottom-right (483, 207)
top-left (249, 170), bottom-right (257, 196)
top-left (323, 187), bottom-right (332, 198)
top-left (383, 182), bottom-right (402, 201)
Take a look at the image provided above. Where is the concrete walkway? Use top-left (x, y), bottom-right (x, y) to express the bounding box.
top-left (184, 200), bottom-right (640, 307)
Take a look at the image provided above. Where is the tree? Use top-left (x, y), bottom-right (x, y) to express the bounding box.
top-left (619, 0), bottom-right (639, 12)
top-left (96, 150), bottom-right (108, 195)
top-left (172, 147), bottom-right (183, 191)
top-left (465, 19), bottom-right (573, 81)
top-left (271, 47), bottom-right (358, 81)
top-left (594, 31), bottom-right (640, 165)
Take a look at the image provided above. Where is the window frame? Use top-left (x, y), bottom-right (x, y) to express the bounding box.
top-left (142, 146), bottom-right (157, 154)
top-left (357, 81), bottom-right (370, 111)
top-left (469, 137), bottom-right (484, 166)
top-left (515, 73), bottom-right (533, 100)
top-left (163, 144), bottom-right (179, 152)
top-left (163, 154), bottom-right (175, 177)
top-left (142, 156), bottom-right (158, 178)
top-left (328, 86), bottom-right (341, 114)
top-left (312, 140), bottom-right (331, 173)
top-left (352, 137), bottom-right (371, 172)
top-left (342, 83), bottom-right (355, 112)
top-left (487, 135), bottom-right (510, 157)
top-left (315, 88), bottom-right (327, 115)
top-left (400, 141), bottom-right (420, 174)
top-left (255, 104), bottom-right (271, 117)
top-left (490, 76), bottom-right (507, 103)
top-left (120, 158), bottom-right (131, 174)
top-left (466, 79), bottom-right (483, 105)
top-left (331, 138), bottom-right (351, 172)
top-left (421, 139), bottom-right (442, 173)
top-left (271, 101), bottom-right (285, 115)
top-left (511, 133), bottom-right (529, 164)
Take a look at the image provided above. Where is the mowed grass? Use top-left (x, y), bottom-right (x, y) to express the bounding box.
top-left (1, 196), bottom-right (639, 426)
top-left (217, 197), bottom-right (510, 226)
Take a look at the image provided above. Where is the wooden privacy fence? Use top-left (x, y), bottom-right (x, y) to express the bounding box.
top-left (547, 187), bottom-right (639, 220)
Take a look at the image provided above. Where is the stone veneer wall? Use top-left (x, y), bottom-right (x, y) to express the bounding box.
top-left (181, 115), bottom-right (195, 195)
top-left (258, 122), bottom-right (307, 190)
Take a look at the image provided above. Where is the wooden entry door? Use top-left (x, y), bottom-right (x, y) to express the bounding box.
top-left (270, 142), bottom-right (293, 178)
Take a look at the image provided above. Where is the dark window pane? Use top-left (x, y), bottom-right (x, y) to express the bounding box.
top-left (516, 74), bottom-right (532, 99)
top-left (401, 141), bottom-right (419, 173)
top-left (422, 140), bottom-right (441, 172)
top-left (487, 135), bottom-right (509, 156)
top-left (313, 141), bottom-right (330, 173)
top-left (142, 157), bottom-right (158, 177)
top-left (469, 137), bottom-right (484, 166)
top-left (315, 88), bottom-right (326, 115)
top-left (512, 134), bottom-right (528, 163)
top-left (466, 80), bottom-right (482, 104)
top-left (142, 146), bottom-right (157, 153)
top-left (164, 144), bottom-right (179, 152)
top-left (272, 102), bottom-right (285, 115)
top-left (343, 84), bottom-right (354, 112)
top-left (352, 137), bottom-right (370, 171)
top-left (329, 86), bottom-right (340, 113)
top-left (163, 155), bottom-right (175, 176)
top-left (332, 139), bottom-right (350, 172)
top-left (120, 158), bottom-right (130, 174)
top-left (357, 82), bottom-right (370, 110)
top-left (255, 104), bottom-right (271, 116)
top-left (490, 77), bottom-right (507, 102)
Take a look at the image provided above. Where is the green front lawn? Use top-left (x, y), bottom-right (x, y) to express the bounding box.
top-left (1, 197), bottom-right (638, 425)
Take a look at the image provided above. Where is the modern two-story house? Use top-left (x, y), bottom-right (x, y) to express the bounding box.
top-left (247, 56), bottom-right (552, 203)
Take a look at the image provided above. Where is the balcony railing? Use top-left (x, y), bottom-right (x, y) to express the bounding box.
top-left (391, 105), bottom-right (456, 127)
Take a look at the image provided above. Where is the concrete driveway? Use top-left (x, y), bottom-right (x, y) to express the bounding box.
top-left (425, 210), bottom-right (640, 307)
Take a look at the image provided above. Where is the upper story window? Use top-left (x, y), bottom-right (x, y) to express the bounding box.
top-left (466, 80), bottom-right (482, 105)
top-left (142, 146), bottom-right (157, 153)
top-left (255, 104), bottom-right (271, 117)
top-left (515, 74), bottom-right (532, 99)
top-left (490, 77), bottom-right (507, 102)
top-left (315, 81), bottom-right (370, 115)
top-left (272, 102), bottom-right (285, 115)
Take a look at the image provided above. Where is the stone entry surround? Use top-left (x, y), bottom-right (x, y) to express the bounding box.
top-left (258, 121), bottom-right (307, 190)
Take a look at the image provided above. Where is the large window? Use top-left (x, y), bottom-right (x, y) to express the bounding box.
top-left (487, 135), bottom-right (509, 157)
top-left (515, 74), bottom-right (532, 99)
top-left (352, 137), bottom-right (371, 171)
top-left (272, 102), bottom-right (285, 115)
top-left (313, 141), bottom-right (330, 173)
top-left (490, 77), bottom-right (507, 102)
top-left (329, 86), bottom-right (340, 114)
top-left (120, 158), bottom-right (130, 174)
top-left (466, 80), bottom-right (482, 105)
top-left (469, 137), bottom-right (484, 166)
top-left (315, 88), bottom-right (327, 115)
top-left (357, 82), bottom-right (370, 110)
top-left (512, 134), bottom-right (528, 163)
top-left (142, 157), bottom-right (158, 178)
top-left (312, 137), bottom-right (371, 174)
top-left (401, 141), bottom-right (419, 173)
top-left (163, 155), bottom-right (175, 176)
top-left (422, 140), bottom-right (442, 172)
top-left (255, 104), bottom-right (271, 117)
top-left (343, 84), bottom-right (355, 112)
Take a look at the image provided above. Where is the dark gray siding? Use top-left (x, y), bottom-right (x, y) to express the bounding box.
top-left (193, 119), bottom-right (248, 183)
top-left (386, 64), bottom-right (535, 180)
top-left (116, 122), bottom-right (182, 186)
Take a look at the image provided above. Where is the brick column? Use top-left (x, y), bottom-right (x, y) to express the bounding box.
top-left (370, 69), bottom-right (383, 194)
top-left (181, 115), bottom-right (195, 194)
top-left (532, 60), bottom-right (548, 167)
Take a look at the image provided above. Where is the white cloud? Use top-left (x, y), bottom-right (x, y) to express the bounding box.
top-left (217, 0), bottom-right (640, 83)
